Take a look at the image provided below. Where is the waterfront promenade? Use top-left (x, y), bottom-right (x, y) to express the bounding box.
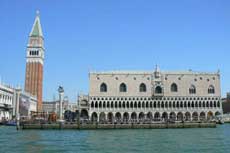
top-left (21, 122), bottom-right (216, 130)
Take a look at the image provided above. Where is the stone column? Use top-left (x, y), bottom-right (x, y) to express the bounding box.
top-left (58, 86), bottom-right (64, 121)
top-left (15, 88), bottom-right (22, 130)
top-left (105, 112), bottom-right (108, 121)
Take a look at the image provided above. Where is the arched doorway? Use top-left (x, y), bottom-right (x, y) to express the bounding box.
top-left (200, 112), bottom-right (206, 121)
top-left (215, 111), bottom-right (221, 117)
top-left (99, 112), bottom-right (106, 123)
top-left (177, 112), bottom-right (183, 121)
top-left (64, 110), bottom-right (72, 121)
top-left (185, 112), bottom-right (191, 121)
top-left (146, 112), bottom-right (153, 121)
top-left (91, 112), bottom-right (98, 123)
top-left (215, 111), bottom-right (221, 120)
top-left (139, 112), bottom-right (145, 122)
top-left (123, 112), bottom-right (129, 123)
top-left (155, 86), bottom-right (162, 94)
top-left (115, 112), bottom-right (122, 123)
top-left (162, 112), bottom-right (168, 122)
top-left (107, 112), bottom-right (113, 123)
top-left (207, 111), bottom-right (213, 121)
top-left (169, 112), bottom-right (176, 121)
top-left (154, 112), bottom-right (160, 121)
top-left (131, 112), bottom-right (137, 123)
top-left (80, 109), bottom-right (89, 121)
top-left (192, 112), bottom-right (198, 121)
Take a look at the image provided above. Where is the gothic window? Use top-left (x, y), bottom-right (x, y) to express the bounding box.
top-left (100, 83), bottom-right (107, 92)
top-left (217, 101), bottom-right (220, 108)
top-left (134, 102), bottom-right (137, 108)
top-left (155, 86), bottom-right (162, 94)
top-left (95, 102), bottom-right (98, 108)
top-left (208, 85), bottom-right (215, 94)
top-left (171, 83), bottom-right (178, 92)
top-left (91, 102), bottom-right (94, 108)
top-left (138, 102), bottom-right (141, 108)
top-left (139, 83), bottom-right (147, 92)
top-left (184, 102), bottom-right (187, 107)
top-left (120, 83), bottom-right (127, 92)
top-left (203, 101), bottom-right (205, 107)
top-left (189, 85), bottom-right (196, 94)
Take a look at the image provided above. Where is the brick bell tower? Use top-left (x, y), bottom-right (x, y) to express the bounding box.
top-left (25, 11), bottom-right (44, 112)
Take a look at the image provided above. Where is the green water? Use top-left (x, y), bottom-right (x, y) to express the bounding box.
top-left (0, 125), bottom-right (230, 153)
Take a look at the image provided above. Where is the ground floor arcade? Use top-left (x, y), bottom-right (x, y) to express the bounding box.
top-left (79, 109), bottom-right (222, 123)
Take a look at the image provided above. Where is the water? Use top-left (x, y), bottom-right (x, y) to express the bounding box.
top-left (1, 125), bottom-right (230, 153)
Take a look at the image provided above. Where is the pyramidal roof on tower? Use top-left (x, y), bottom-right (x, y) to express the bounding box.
top-left (30, 11), bottom-right (43, 37)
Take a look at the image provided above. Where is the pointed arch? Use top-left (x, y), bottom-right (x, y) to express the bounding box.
top-left (123, 112), bottom-right (129, 123)
top-left (139, 83), bottom-right (147, 92)
top-left (177, 112), bottom-right (183, 121)
top-left (185, 112), bottom-right (191, 121)
top-left (100, 83), bottom-right (107, 92)
top-left (139, 112), bottom-right (145, 121)
top-left (200, 112), bottom-right (206, 121)
top-left (91, 112), bottom-right (98, 122)
top-left (208, 85), bottom-right (215, 94)
top-left (147, 112), bottom-right (153, 120)
top-left (155, 86), bottom-right (162, 94)
top-left (99, 112), bottom-right (106, 123)
top-left (171, 83), bottom-right (178, 92)
top-left (120, 83), bottom-right (127, 92)
top-left (91, 102), bottom-right (94, 108)
top-left (162, 112), bottom-right (168, 121)
top-left (189, 85), bottom-right (196, 94)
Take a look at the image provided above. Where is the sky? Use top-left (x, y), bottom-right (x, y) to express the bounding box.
top-left (0, 0), bottom-right (229, 102)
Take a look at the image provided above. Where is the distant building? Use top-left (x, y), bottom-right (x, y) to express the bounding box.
top-left (0, 83), bottom-right (37, 121)
top-left (222, 92), bottom-right (230, 114)
top-left (24, 11), bottom-right (44, 112)
top-left (78, 67), bottom-right (222, 123)
top-left (77, 94), bottom-right (89, 119)
top-left (227, 92), bottom-right (230, 101)
top-left (43, 98), bottom-right (77, 115)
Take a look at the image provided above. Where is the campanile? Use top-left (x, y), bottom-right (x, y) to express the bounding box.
top-left (25, 11), bottom-right (44, 112)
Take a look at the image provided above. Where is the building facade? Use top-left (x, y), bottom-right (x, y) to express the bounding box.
top-left (43, 98), bottom-right (77, 114)
top-left (0, 83), bottom-right (37, 122)
top-left (0, 84), bottom-right (15, 121)
top-left (24, 11), bottom-right (44, 112)
top-left (84, 67), bottom-right (222, 123)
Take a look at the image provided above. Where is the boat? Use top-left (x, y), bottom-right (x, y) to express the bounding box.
top-left (217, 119), bottom-right (224, 124)
top-left (5, 120), bottom-right (17, 126)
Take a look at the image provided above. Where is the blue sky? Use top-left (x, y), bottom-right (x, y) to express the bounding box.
top-left (0, 0), bottom-right (229, 101)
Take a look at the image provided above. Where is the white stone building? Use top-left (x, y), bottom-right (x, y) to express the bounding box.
top-left (83, 66), bottom-right (222, 123)
top-left (0, 84), bottom-right (15, 121)
top-left (0, 83), bottom-right (37, 122)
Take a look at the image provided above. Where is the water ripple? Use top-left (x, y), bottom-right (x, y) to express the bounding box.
top-left (1, 125), bottom-right (230, 153)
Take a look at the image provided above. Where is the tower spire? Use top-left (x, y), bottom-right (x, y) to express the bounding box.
top-left (30, 10), bottom-right (43, 37)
